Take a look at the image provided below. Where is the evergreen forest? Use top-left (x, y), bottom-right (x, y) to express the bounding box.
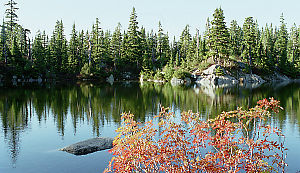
top-left (1, 0), bottom-right (300, 82)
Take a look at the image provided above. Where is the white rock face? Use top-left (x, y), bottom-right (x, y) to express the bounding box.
top-left (202, 65), bottom-right (225, 75)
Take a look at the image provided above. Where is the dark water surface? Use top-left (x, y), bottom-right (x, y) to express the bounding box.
top-left (0, 82), bottom-right (300, 172)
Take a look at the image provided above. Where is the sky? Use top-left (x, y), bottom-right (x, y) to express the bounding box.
top-left (0, 0), bottom-right (299, 40)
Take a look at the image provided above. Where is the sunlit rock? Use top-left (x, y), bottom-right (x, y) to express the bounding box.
top-left (171, 77), bottom-right (184, 86)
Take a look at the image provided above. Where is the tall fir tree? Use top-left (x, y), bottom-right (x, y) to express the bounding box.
top-left (32, 31), bottom-right (46, 75)
top-left (5, 0), bottom-right (18, 33)
top-left (229, 20), bottom-right (242, 58)
top-left (275, 14), bottom-right (288, 70)
top-left (208, 8), bottom-right (230, 64)
top-left (68, 23), bottom-right (79, 73)
top-left (49, 20), bottom-right (68, 73)
top-left (110, 23), bottom-right (122, 70)
top-left (288, 24), bottom-right (299, 65)
top-left (262, 24), bottom-right (276, 70)
top-left (127, 7), bottom-right (142, 71)
top-left (156, 22), bottom-right (170, 68)
top-left (242, 17), bottom-right (257, 72)
top-left (179, 25), bottom-right (191, 62)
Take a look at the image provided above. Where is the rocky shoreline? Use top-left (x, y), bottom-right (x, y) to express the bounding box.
top-left (0, 64), bottom-right (297, 88)
top-left (168, 64), bottom-right (295, 89)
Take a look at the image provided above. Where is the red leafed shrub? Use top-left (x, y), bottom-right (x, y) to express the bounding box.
top-left (104, 98), bottom-right (287, 173)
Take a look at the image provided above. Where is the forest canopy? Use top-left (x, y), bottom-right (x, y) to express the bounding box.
top-left (0, 1), bottom-right (300, 81)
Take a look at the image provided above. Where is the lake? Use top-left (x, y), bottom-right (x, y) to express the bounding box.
top-left (0, 81), bottom-right (300, 172)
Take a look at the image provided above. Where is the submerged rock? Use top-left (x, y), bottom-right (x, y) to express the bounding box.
top-left (59, 137), bottom-right (114, 155)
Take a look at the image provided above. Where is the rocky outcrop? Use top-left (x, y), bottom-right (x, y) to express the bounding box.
top-left (59, 137), bottom-right (114, 155)
top-left (239, 74), bottom-right (266, 89)
top-left (265, 72), bottom-right (291, 82)
top-left (195, 65), bottom-right (238, 88)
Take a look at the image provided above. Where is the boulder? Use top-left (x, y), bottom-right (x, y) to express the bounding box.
top-left (106, 74), bottom-right (114, 85)
top-left (184, 77), bottom-right (192, 85)
top-left (269, 72), bottom-right (291, 82)
top-left (59, 137), bottom-right (114, 155)
top-left (196, 74), bottom-right (238, 88)
top-left (171, 77), bottom-right (184, 86)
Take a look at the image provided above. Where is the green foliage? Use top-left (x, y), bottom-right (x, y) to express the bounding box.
top-left (275, 14), bottom-right (288, 70)
top-left (242, 17), bottom-right (257, 67)
top-left (162, 64), bottom-right (175, 81)
top-left (173, 68), bottom-right (191, 80)
top-left (140, 69), bottom-right (154, 81)
top-left (1, 5), bottom-right (300, 81)
top-left (215, 66), bottom-right (225, 76)
top-left (80, 63), bottom-right (92, 77)
top-left (208, 8), bottom-right (230, 64)
top-left (153, 70), bottom-right (164, 81)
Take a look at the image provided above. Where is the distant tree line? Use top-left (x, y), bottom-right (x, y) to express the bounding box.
top-left (1, 1), bottom-right (300, 80)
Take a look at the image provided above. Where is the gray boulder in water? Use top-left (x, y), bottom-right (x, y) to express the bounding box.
top-left (59, 137), bottom-right (114, 155)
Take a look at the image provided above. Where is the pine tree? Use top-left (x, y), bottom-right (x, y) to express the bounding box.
top-left (179, 25), bottom-right (191, 62)
top-left (110, 23), bottom-right (122, 70)
top-left (127, 7), bottom-right (142, 71)
top-left (229, 20), bottom-right (242, 58)
top-left (242, 17), bottom-right (257, 72)
top-left (147, 30), bottom-right (157, 69)
top-left (5, 0), bottom-right (18, 33)
top-left (77, 30), bottom-right (87, 70)
top-left (262, 24), bottom-right (276, 70)
top-left (208, 8), bottom-right (230, 64)
top-left (68, 23), bottom-right (79, 73)
top-left (288, 24), bottom-right (299, 65)
top-left (49, 20), bottom-right (68, 73)
top-left (275, 14), bottom-right (288, 70)
top-left (139, 27), bottom-right (150, 70)
top-left (1, 20), bottom-right (8, 64)
top-left (156, 22), bottom-right (170, 68)
top-left (103, 30), bottom-right (112, 65)
top-left (32, 31), bottom-right (46, 75)
top-left (91, 18), bottom-right (103, 69)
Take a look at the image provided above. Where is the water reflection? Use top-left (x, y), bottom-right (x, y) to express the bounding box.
top-left (0, 81), bottom-right (300, 167)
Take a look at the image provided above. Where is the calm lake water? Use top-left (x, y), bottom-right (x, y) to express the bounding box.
top-left (0, 81), bottom-right (300, 172)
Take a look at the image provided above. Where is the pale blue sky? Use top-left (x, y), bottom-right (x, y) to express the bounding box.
top-left (1, 0), bottom-right (299, 39)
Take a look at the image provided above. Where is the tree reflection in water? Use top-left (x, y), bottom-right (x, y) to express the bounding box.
top-left (0, 81), bottom-right (300, 165)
